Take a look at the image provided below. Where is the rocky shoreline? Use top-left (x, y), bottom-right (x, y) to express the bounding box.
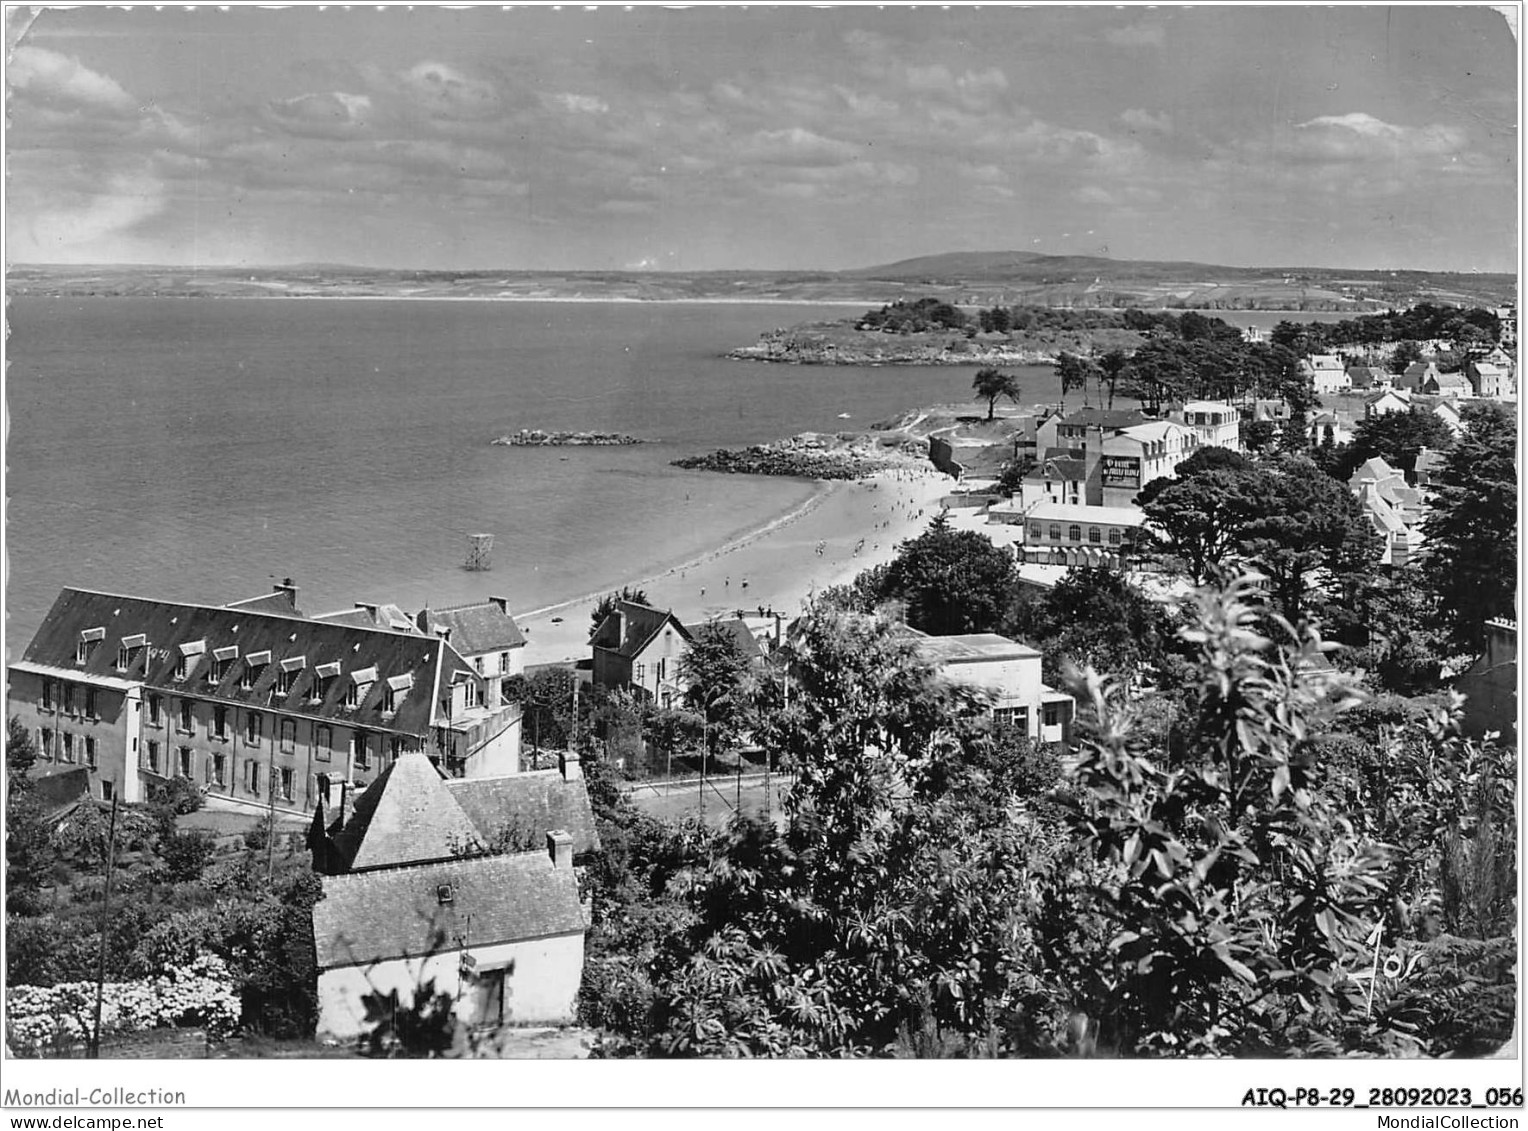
top-left (728, 332), bottom-right (1057, 366)
top-left (673, 432), bottom-right (927, 480)
top-left (492, 429), bottom-right (646, 447)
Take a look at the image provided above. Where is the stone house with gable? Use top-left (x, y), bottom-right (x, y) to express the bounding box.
top-left (309, 750), bottom-right (597, 1037)
top-left (590, 600), bottom-right (693, 708)
top-left (415, 599), bottom-right (527, 776)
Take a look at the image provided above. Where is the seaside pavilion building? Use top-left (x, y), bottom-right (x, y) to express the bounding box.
top-left (7, 583), bottom-right (525, 813)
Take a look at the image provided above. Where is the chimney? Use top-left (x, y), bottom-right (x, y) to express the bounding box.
top-left (615, 607), bottom-right (627, 646)
top-left (488, 596), bottom-right (508, 615)
top-left (547, 829), bottom-right (574, 871)
top-left (1083, 424), bottom-right (1104, 506)
top-left (559, 750), bottom-right (582, 781)
top-left (273, 577), bottom-right (299, 607)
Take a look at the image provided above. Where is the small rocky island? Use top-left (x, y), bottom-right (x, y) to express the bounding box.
top-left (673, 432), bottom-right (927, 481)
top-left (492, 429), bottom-right (646, 447)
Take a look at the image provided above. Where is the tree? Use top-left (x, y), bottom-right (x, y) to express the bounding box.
top-left (882, 514), bottom-right (1017, 635)
top-left (678, 621), bottom-right (752, 755)
top-left (1388, 340), bottom-right (1425, 376)
top-left (1096, 348), bottom-right (1129, 410)
top-left (1337, 408), bottom-right (1455, 481)
top-left (1002, 566), bottom-right (1182, 688)
top-left (1421, 403), bottom-right (1517, 652)
top-left (505, 666), bottom-right (588, 754)
top-left (1236, 456), bottom-right (1381, 624)
top-left (6, 718), bottom-right (52, 916)
top-left (1140, 467), bottom-right (1262, 584)
top-left (1053, 352), bottom-right (1097, 409)
top-left (589, 586), bottom-right (651, 640)
top-left (971, 366), bottom-right (1021, 421)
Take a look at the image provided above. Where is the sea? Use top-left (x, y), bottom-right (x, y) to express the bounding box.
top-left (2, 299), bottom-right (1353, 655)
top-left (4, 298), bottom-right (1042, 654)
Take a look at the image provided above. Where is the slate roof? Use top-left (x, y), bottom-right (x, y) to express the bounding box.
top-left (331, 753), bottom-right (485, 871)
top-left (1056, 408), bottom-right (1152, 430)
top-left (590, 601), bottom-right (690, 659)
top-left (223, 589), bottom-right (306, 618)
top-left (16, 588), bottom-right (456, 738)
top-left (444, 770), bottom-right (601, 857)
top-left (681, 617), bottom-right (767, 664)
top-left (1024, 501), bottom-right (1147, 527)
top-left (1031, 454), bottom-right (1088, 482)
top-left (1426, 372), bottom-right (1473, 393)
top-left (416, 599), bottom-right (526, 656)
top-left (908, 632), bottom-right (1041, 665)
top-left (313, 851), bottom-right (585, 970)
top-left (315, 604), bottom-right (422, 634)
top-left (30, 766), bottom-right (93, 824)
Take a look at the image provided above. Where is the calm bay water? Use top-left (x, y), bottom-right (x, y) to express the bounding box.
top-left (6, 298), bottom-right (1052, 653)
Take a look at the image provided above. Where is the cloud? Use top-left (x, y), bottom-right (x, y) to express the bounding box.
top-left (1120, 108), bottom-right (1173, 134)
top-left (737, 127), bottom-right (863, 167)
top-left (268, 91), bottom-right (373, 138)
top-left (903, 64), bottom-right (1008, 110)
top-left (546, 92), bottom-right (609, 115)
top-left (401, 61), bottom-right (501, 120)
top-left (8, 46), bottom-right (136, 113)
top-left (1287, 113), bottom-right (1470, 164)
top-left (1104, 22), bottom-right (1166, 49)
top-left (11, 169), bottom-right (165, 259)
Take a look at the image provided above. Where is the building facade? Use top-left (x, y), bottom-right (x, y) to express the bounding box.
top-left (8, 585), bottom-right (507, 812)
top-left (590, 600), bottom-right (693, 708)
top-left (904, 629), bottom-right (1073, 745)
top-left (1017, 502), bottom-right (1147, 569)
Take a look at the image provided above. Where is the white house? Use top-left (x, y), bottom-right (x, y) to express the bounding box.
top-left (904, 629), bottom-right (1073, 745)
top-left (590, 600), bottom-right (693, 708)
top-left (1364, 388), bottom-right (1414, 419)
top-left (1171, 401), bottom-right (1242, 453)
top-left (416, 599), bottom-right (527, 777)
top-left (1017, 501), bottom-right (1148, 569)
top-left (1100, 420), bottom-right (1200, 506)
top-left (1302, 354), bottom-right (1350, 394)
top-left (1467, 360), bottom-right (1515, 401)
top-left (310, 752), bottom-right (596, 1039)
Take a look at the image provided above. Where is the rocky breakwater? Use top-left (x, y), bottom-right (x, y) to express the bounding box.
top-left (492, 429), bottom-right (646, 446)
top-left (728, 326), bottom-right (1057, 366)
top-left (673, 432), bottom-right (926, 480)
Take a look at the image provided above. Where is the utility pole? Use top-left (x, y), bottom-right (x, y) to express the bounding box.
top-left (90, 794), bottom-right (120, 1058)
top-left (266, 735), bottom-right (278, 884)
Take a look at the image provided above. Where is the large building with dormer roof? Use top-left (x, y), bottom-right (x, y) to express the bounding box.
top-left (7, 583), bottom-right (520, 811)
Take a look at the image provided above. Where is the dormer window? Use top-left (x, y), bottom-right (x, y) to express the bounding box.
top-left (209, 645), bottom-right (238, 685)
top-left (116, 634), bottom-right (146, 672)
top-left (176, 640), bottom-right (206, 681)
top-left (77, 627), bottom-right (105, 666)
top-left (240, 650), bottom-right (271, 691)
top-left (346, 665), bottom-right (377, 710)
top-left (275, 656), bottom-right (305, 699)
top-left (382, 672), bottom-right (413, 716)
top-left (310, 661), bottom-right (341, 703)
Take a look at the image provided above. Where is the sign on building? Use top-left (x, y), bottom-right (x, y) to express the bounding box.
top-left (1100, 455), bottom-right (1141, 490)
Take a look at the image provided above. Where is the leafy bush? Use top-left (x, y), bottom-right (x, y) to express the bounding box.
top-left (149, 775), bottom-right (205, 816)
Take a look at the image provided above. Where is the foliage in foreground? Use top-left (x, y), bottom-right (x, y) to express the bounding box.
top-left (577, 578), bottom-right (1515, 1058)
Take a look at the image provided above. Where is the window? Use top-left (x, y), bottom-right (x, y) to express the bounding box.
top-left (1089, 527), bottom-right (1102, 544)
top-left (499, 651), bottom-right (510, 673)
top-left (77, 641), bottom-right (89, 665)
top-left (42, 681), bottom-right (53, 711)
top-left (354, 731), bottom-right (371, 770)
top-left (40, 728), bottom-right (53, 760)
top-left (389, 736), bottom-right (406, 760)
top-left (209, 646), bottom-right (237, 685)
top-left (276, 667), bottom-right (299, 698)
top-left (240, 664), bottom-right (258, 691)
top-left (179, 746), bottom-right (194, 778)
top-left (315, 725), bottom-right (332, 760)
top-left (1108, 528), bottom-right (1122, 546)
top-left (85, 688), bottom-right (98, 718)
top-left (245, 712), bottom-right (262, 746)
top-left (1044, 705), bottom-right (1060, 728)
top-left (279, 719), bottom-right (297, 753)
top-left (84, 736), bottom-right (97, 768)
top-left (1068, 525), bottom-right (1082, 543)
top-left (247, 761), bottom-right (261, 797)
top-left (101, 779), bottom-right (114, 802)
top-left (62, 684), bottom-right (76, 715)
top-left (1028, 524), bottom-right (1042, 540)
top-left (657, 658), bottom-right (667, 682)
top-left (310, 663), bottom-right (339, 703)
top-left (279, 767), bottom-right (294, 802)
top-left (211, 753), bottom-right (227, 788)
top-left (344, 682), bottom-right (359, 709)
top-left (473, 656), bottom-right (484, 674)
top-left (633, 663), bottom-right (646, 685)
top-left (1049, 524), bottom-right (1062, 542)
top-left (213, 705), bottom-right (229, 740)
top-left (116, 636), bottom-right (145, 671)
top-left (175, 656), bottom-right (190, 681)
top-left (381, 685), bottom-right (397, 714)
top-left (146, 739), bottom-right (161, 774)
top-left (148, 695), bottom-right (162, 726)
top-left (463, 681), bottom-right (481, 710)
top-left (178, 699), bottom-right (194, 734)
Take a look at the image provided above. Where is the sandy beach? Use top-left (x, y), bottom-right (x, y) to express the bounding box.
top-left (517, 466), bottom-right (952, 665)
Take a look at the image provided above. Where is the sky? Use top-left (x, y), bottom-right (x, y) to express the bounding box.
top-left (4, 4), bottom-right (1519, 273)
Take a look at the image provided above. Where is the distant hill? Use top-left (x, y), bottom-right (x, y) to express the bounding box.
top-left (852, 250), bottom-right (1262, 281)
